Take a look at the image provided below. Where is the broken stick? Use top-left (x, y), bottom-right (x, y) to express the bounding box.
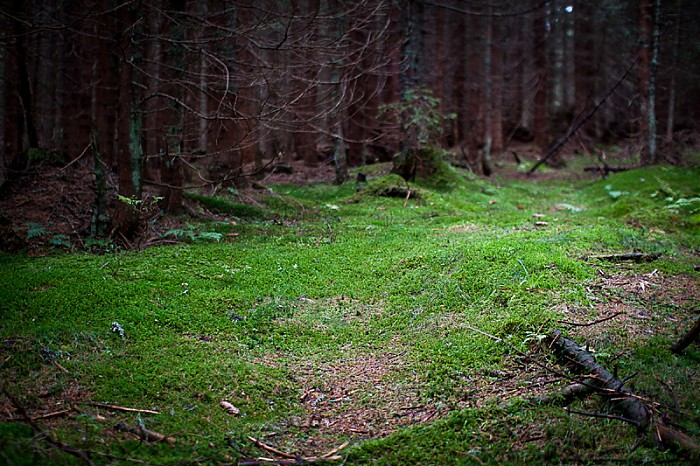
top-left (114, 422), bottom-right (175, 445)
top-left (546, 330), bottom-right (699, 458)
top-left (82, 402), bottom-right (160, 415)
top-left (670, 316), bottom-right (700, 355)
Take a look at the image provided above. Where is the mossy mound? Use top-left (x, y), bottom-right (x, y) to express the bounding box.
top-left (185, 192), bottom-right (266, 219)
top-left (356, 173), bottom-right (422, 200)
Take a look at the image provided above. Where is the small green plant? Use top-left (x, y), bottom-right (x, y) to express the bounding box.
top-left (49, 234), bottom-right (71, 248)
top-left (665, 197), bottom-right (700, 214)
top-left (164, 228), bottom-right (196, 242)
top-left (164, 228), bottom-right (223, 243)
top-left (117, 193), bottom-right (164, 213)
top-left (25, 222), bottom-right (48, 239)
top-left (378, 86), bottom-right (455, 149)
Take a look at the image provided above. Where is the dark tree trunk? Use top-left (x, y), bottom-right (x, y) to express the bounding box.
top-left (638, 0), bottom-right (653, 165)
top-left (393, 0), bottom-right (425, 181)
top-left (533, 6), bottom-right (548, 152)
top-left (15, 21), bottom-right (38, 151)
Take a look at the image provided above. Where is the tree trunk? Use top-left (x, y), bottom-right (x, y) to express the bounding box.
top-left (90, 127), bottom-right (108, 237)
top-left (638, 0), bottom-right (652, 165)
top-left (393, 0), bottom-right (425, 181)
top-left (574, 0), bottom-right (595, 145)
top-left (14, 20), bottom-right (38, 151)
top-left (533, 4), bottom-right (548, 152)
top-left (113, 6), bottom-right (142, 240)
top-left (646, 0), bottom-right (661, 164)
top-left (665, 0), bottom-right (681, 142)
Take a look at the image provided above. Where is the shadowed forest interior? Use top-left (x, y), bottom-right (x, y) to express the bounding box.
top-left (2, 0), bottom-right (699, 242)
top-left (1, 3), bottom-right (700, 465)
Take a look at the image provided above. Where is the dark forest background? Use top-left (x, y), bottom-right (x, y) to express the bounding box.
top-left (1, 0), bottom-right (699, 241)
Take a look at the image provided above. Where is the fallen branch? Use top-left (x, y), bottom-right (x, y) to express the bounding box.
top-left (582, 252), bottom-right (661, 263)
top-left (82, 402), bottom-right (160, 415)
top-left (564, 406), bottom-right (643, 426)
top-left (242, 437), bottom-right (348, 465)
top-left (2, 385), bottom-right (95, 465)
top-left (557, 312), bottom-right (624, 328)
top-left (114, 422), bottom-right (175, 445)
top-left (670, 316), bottom-right (700, 355)
top-left (546, 330), bottom-right (700, 458)
top-left (247, 436), bottom-right (296, 459)
top-left (527, 383), bottom-right (593, 406)
top-left (528, 55), bottom-right (638, 175)
top-left (546, 330), bottom-right (650, 428)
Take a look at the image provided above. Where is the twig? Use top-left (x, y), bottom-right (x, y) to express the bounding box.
top-left (563, 406), bottom-right (642, 427)
top-left (403, 188), bottom-right (411, 207)
top-left (247, 436), bottom-right (297, 459)
top-left (53, 360), bottom-right (69, 373)
top-left (557, 312), bottom-right (625, 327)
top-left (320, 441), bottom-right (349, 459)
top-left (81, 402), bottom-right (160, 415)
top-left (244, 437), bottom-right (349, 465)
top-left (670, 316), bottom-right (700, 355)
top-left (464, 325), bottom-right (647, 402)
top-left (6, 408), bottom-right (72, 422)
top-left (114, 422), bottom-right (175, 445)
top-left (528, 55), bottom-right (639, 174)
top-left (2, 385), bottom-right (95, 465)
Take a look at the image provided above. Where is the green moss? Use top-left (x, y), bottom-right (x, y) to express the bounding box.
top-left (1, 159), bottom-right (697, 464)
top-left (185, 192), bottom-right (266, 218)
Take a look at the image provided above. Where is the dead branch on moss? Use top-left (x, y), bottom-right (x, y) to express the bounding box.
top-left (527, 383), bottom-right (593, 406)
top-left (670, 316), bottom-right (700, 355)
top-left (81, 402), bottom-right (160, 415)
top-left (545, 330), bottom-right (700, 459)
top-left (242, 437), bottom-right (348, 465)
top-left (556, 312), bottom-right (624, 328)
top-left (2, 385), bottom-right (96, 465)
top-left (114, 422), bottom-right (175, 445)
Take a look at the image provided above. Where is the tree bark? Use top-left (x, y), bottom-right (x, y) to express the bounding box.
top-left (532, 5), bottom-right (548, 152)
top-left (638, 0), bottom-right (652, 165)
top-left (546, 330), bottom-right (700, 458)
top-left (670, 317), bottom-right (700, 355)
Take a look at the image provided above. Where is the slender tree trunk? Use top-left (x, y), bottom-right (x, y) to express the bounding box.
top-left (490, 14), bottom-right (504, 155)
top-left (159, 0), bottom-right (185, 214)
top-left (533, 5), bottom-right (548, 151)
top-left (638, 0), bottom-right (652, 165)
top-left (646, 0), bottom-right (661, 163)
top-left (466, 15), bottom-right (482, 164)
top-left (666, 0), bottom-right (681, 142)
top-left (114, 5), bottom-right (143, 239)
top-left (452, 13), bottom-right (467, 147)
top-left (90, 127), bottom-right (108, 237)
top-left (481, 13), bottom-right (494, 176)
top-left (393, 0), bottom-right (425, 181)
top-left (574, 0), bottom-right (595, 145)
top-left (15, 21), bottom-right (38, 150)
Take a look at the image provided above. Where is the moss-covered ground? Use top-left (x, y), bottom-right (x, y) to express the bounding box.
top-left (1, 160), bottom-right (698, 464)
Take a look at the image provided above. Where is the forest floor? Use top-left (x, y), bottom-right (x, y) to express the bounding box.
top-left (0, 145), bottom-right (699, 465)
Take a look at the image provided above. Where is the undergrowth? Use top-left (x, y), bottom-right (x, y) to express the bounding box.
top-left (0, 160), bottom-right (698, 465)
